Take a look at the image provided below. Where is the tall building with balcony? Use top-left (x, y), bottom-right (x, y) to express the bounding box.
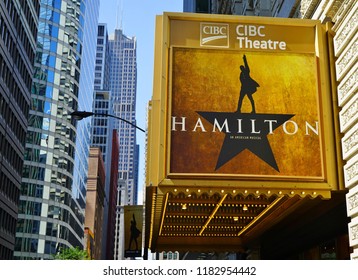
top-left (0, 0), bottom-right (40, 259)
top-left (14, 0), bottom-right (99, 259)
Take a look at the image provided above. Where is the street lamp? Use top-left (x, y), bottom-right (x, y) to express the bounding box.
top-left (70, 111), bottom-right (145, 133)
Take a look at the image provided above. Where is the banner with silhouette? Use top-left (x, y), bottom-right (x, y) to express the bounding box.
top-left (170, 48), bottom-right (322, 178)
top-left (124, 205), bottom-right (143, 258)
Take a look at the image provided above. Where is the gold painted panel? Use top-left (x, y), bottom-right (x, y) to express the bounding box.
top-left (169, 48), bottom-right (322, 178)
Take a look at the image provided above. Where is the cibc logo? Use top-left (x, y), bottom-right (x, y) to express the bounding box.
top-left (200, 23), bottom-right (229, 48)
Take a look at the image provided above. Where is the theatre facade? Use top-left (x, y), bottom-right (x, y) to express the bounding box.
top-left (145, 12), bottom-right (350, 259)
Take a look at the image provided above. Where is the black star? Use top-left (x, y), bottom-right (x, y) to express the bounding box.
top-left (196, 111), bottom-right (295, 172)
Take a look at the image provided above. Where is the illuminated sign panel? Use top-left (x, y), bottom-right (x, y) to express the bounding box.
top-left (147, 13), bottom-right (341, 195)
top-left (170, 49), bottom-right (321, 177)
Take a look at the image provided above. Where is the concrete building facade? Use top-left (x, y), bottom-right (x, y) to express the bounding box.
top-left (302, 0), bottom-right (358, 260)
top-left (84, 147), bottom-right (105, 259)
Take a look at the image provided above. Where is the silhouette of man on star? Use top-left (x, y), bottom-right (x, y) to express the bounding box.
top-left (237, 55), bottom-right (260, 113)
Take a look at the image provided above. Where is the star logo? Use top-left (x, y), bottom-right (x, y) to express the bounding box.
top-left (196, 54), bottom-right (295, 172)
top-left (169, 50), bottom-right (322, 177)
top-left (196, 111), bottom-right (295, 171)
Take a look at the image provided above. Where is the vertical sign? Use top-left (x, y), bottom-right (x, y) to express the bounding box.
top-left (124, 205), bottom-right (143, 258)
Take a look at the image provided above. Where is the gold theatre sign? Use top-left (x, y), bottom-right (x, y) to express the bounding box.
top-left (146, 13), bottom-right (342, 198)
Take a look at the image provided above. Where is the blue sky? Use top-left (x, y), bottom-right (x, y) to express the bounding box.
top-left (99, 1), bottom-right (183, 202)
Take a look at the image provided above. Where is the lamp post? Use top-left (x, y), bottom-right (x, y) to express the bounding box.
top-left (70, 111), bottom-right (145, 133)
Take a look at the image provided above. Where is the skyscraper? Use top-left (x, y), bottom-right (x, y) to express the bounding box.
top-left (108, 29), bottom-right (139, 259)
top-left (109, 29), bottom-right (139, 206)
top-left (94, 24), bottom-right (110, 91)
top-left (0, 0), bottom-right (40, 260)
top-left (90, 23), bottom-right (119, 259)
top-left (91, 90), bottom-right (115, 259)
top-left (90, 23), bottom-right (139, 259)
top-left (14, 0), bottom-right (99, 259)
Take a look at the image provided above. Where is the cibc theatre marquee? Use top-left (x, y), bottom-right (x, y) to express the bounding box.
top-left (145, 13), bottom-right (343, 252)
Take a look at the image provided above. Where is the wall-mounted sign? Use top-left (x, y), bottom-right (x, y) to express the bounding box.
top-left (124, 206), bottom-right (143, 258)
top-left (147, 13), bottom-right (341, 196)
top-left (170, 48), bottom-right (320, 178)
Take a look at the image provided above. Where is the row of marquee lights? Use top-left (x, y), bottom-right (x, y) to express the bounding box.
top-left (176, 202), bottom-right (265, 211)
top-left (163, 187), bottom-right (321, 238)
top-left (172, 188), bottom-right (319, 197)
top-left (162, 220), bottom-right (250, 232)
top-left (165, 213), bottom-right (258, 220)
top-left (163, 217), bottom-right (255, 223)
top-left (165, 191), bottom-right (272, 238)
top-left (161, 233), bottom-right (246, 237)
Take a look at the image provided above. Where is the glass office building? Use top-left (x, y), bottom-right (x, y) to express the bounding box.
top-left (91, 23), bottom-right (119, 259)
top-left (0, 0), bottom-right (40, 259)
top-left (94, 24), bottom-right (110, 92)
top-left (92, 24), bottom-right (112, 175)
top-left (91, 90), bottom-right (116, 259)
top-left (109, 29), bottom-right (138, 206)
top-left (14, 0), bottom-right (99, 259)
top-left (108, 29), bottom-right (139, 259)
